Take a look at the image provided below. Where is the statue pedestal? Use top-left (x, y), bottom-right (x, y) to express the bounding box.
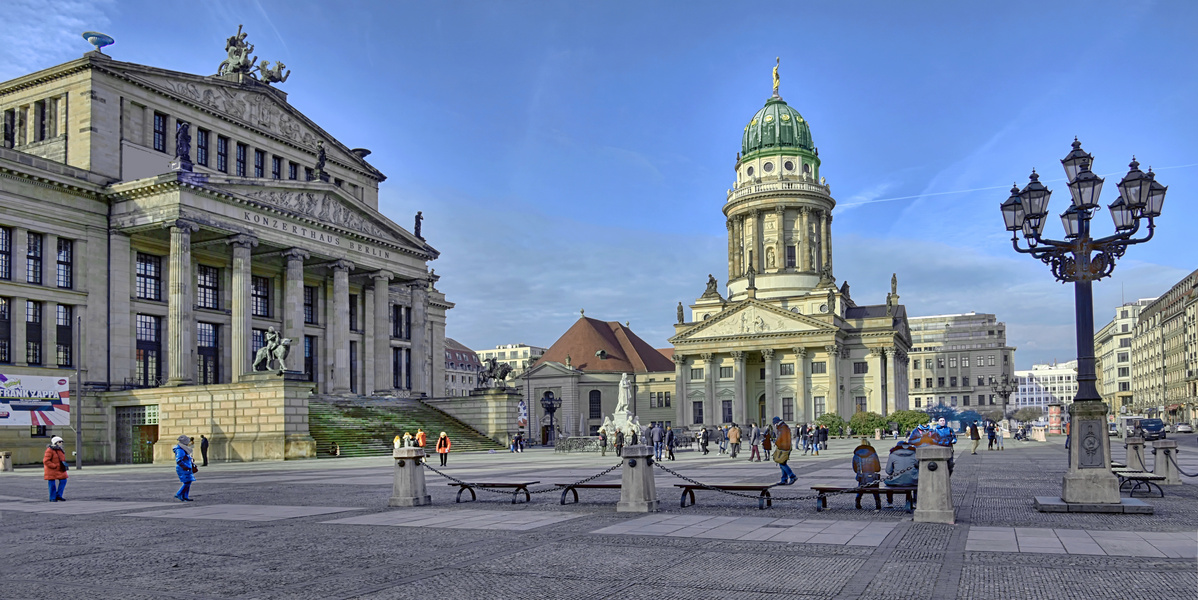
top-left (913, 446), bottom-right (954, 524)
top-left (1060, 401), bottom-right (1120, 504)
top-left (388, 447), bottom-right (431, 507)
top-left (617, 445), bottom-right (658, 513)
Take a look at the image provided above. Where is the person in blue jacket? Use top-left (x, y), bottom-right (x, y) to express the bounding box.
top-left (173, 435), bottom-right (196, 502)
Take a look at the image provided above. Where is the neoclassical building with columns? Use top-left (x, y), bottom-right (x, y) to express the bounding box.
top-left (0, 34), bottom-right (449, 464)
top-left (669, 78), bottom-right (911, 429)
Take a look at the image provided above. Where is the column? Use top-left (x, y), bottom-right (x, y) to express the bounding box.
top-left (142, 105), bottom-right (153, 147)
top-left (12, 228), bottom-right (26, 283)
top-left (12, 296), bottom-right (26, 366)
top-left (772, 206), bottom-right (784, 272)
top-left (762, 349), bottom-right (778, 421)
top-left (109, 231), bottom-right (132, 383)
top-left (164, 219), bottom-right (198, 386)
top-left (673, 354), bottom-right (687, 426)
top-left (56, 94), bottom-right (68, 138)
top-left (372, 271), bottom-right (393, 393)
top-left (43, 233), bottom-right (57, 288)
top-left (869, 348), bottom-right (884, 413)
top-left (731, 351), bottom-right (745, 425)
top-left (884, 347), bottom-right (897, 416)
top-left (363, 286), bottom-right (375, 395)
top-left (410, 279), bottom-right (428, 396)
top-left (43, 300), bottom-right (57, 367)
top-left (329, 260), bottom-right (354, 394)
top-left (826, 344), bottom-right (841, 417)
top-left (281, 248), bottom-right (308, 372)
top-left (824, 212), bottom-right (834, 275)
top-left (750, 210), bottom-right (761, 273)
top-left (794, 348), bottom-right (809, 424)
top-left (228, 235), bottom-right (257, 381)
top-left (726, 220), bottom-right (735, 281)
top-left (701, 352), bottom-right (715, 425)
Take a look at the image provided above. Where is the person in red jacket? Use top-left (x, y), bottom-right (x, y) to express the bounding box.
top-left (435, 432), bottom-right (451, 466)
top-left (43, 436), bottom-right (69, 502)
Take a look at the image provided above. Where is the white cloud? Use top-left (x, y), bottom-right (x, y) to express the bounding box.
top-left (0, 0), bottom-right (115, 81)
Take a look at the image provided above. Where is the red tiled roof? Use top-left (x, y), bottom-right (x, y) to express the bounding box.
top-left (657, 347), bottom-right (675, 361)
top-left (535, 317), bottom-right (673, 373)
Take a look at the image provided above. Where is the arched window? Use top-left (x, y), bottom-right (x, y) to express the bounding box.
top-left (589, 390), bottom-right (602, 419)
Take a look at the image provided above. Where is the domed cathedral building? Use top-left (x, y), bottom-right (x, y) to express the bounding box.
top-left (669, 62), bottom-right (912, 429)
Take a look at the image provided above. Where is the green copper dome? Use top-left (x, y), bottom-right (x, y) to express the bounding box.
top-left (741, 96), bottom-right (813, 158)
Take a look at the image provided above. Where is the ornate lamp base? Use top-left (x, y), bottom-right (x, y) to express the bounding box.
top-left (1061, 400), bottom-right (1121, 504)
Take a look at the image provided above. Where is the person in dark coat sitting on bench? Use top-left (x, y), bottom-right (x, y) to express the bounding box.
top-left (884, 441), bottom-right (918, 487)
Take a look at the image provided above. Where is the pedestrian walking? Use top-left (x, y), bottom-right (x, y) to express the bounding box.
top-left (415, 429), bottom-right (427, 451)
top-left (717, 426), bottom-right (727, 455)
top-left (435, 432), bottom-right (451, 466)
top-left (749, 424), bottom-right (763, 461)
top-left (615, 430), bottom-right (625, 457)
top-left (665, 426), bottom-right (676, 461)
top-left (200, 434), bottom-right (210, 466)
top-left (986, 422), bottom-right (997, 450)
top-left (173, 435), bottom-right (196, 502)
top-left (969, 421), bottom-right (981, 454)
top-left (762, 427), bottom-right (772, 457)
top-left (728, 423), bottom-right (742, 458)
top-left (43, 436), bottom-right (69, 502)
top-left (699, 428), bottom-right (709, 455)
top-left (808, 425), bottom-right (820, 456)
top-left (771, 417), bottom-right (796, 485)
top-left (599, 429), bottom-right (608, 457)
top-left (651, 422), bottom-right (665, 461)
top-left (819, 425), bottom-right (829, 450)
top-left (996, 425), bottom-right (1005, 450)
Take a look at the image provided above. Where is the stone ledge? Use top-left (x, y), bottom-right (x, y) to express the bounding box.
top-left (1033, 496), bottom-right (1154, 514)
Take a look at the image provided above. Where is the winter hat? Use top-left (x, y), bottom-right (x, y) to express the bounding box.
top-left (772, 417), bottom-right (781, 424)
top-left (50, 436), bottom-right (64, 445)
top-left (177, 434), bottom-right (191, 444)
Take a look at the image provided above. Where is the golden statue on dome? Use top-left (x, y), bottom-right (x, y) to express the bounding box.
top-left (773, 57), bottom-right (780, 94)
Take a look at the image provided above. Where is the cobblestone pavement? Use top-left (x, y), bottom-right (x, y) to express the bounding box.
top-left (0, 438), bottom-right (1195, 599)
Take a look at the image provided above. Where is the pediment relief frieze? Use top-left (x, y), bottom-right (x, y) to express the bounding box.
top-left (673, 300), bottom-right (835, 343)
top-left (239, 189), bottom-right (388, 238)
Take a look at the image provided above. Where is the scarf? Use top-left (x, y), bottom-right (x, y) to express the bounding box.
top-left (176, 436), bottom-right (193, 456)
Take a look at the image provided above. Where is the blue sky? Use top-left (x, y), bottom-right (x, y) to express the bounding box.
top-left (7, 1), bottom-right (1196, 368)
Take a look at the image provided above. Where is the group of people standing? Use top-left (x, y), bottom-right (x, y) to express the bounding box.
top-left (796, 423), bottom-right (829, 456)
top-left (967, 420), bottom-right (1006, 454)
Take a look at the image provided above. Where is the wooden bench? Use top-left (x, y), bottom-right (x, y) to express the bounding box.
top-left (1110, 469), bottom-right (1166, 497)
top-left (811, 484), bottom-right (917, 513)
top-left (554, 482), bottom-right (621, 505)
top-left (675, 483), bottom-right (774, 509)
top-left (448, 481), bottom-right (540, 504)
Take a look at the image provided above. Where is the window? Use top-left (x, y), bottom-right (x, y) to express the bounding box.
top-left (348, 293), bottom-right (358, 331)
top-left (197, 322), bottom-right (219, 384)
top-left (1118, 382), bottom-right (1130, 392)
top-left (55, 305), bottom-right (72, 367)
top-left (54, 238), bottom-right (72, 289)
top-left (196, 129), bottom-right (209, 166)
top-left (1117, 367), bottom-right (1129, 377)
top-left (722, 400), bottom-right (733, 424)
top-left (926, 378), bottom-right (933, 388)
top-left (814, 396), bottom-right (826, 418)
top-left (785, 246), bottom-right (796, 268)
top-left (1117, 352), bottom-right (1128, 363)
top-left (719, 366), bottom-right (733, 379)
top-left (853, 361), bottom-right (868, 374)
top-left (254, 149), bottom-right (265, 177)
top-left (949, 357), bottom-right (957, 368)
top-left (937, 357), bottom-right (945, 369)
top-left (589, 390), bottom-right (602, 419)
top-left (855, 396), bottom-right (867, 413)
top-left (251, 276), bottom-right (271, 317)
top-left (0, 297), bottom-right (9, 362)
top-left (977, 376), bottom-right (985, 386)
top-left (196, 265), bottom-right (219, 309)
top-left (811, 361), bottom-right (826, 374)
top-left (252, 328), bottom-right (266, 354)
top-left (782, 397), bottom-right (794, 421)
top-left (780, 363), bottom-right (795, 376)
top-left (26, 232), bottom-right (42, 284)
top-left (25, 300), bottom-right (41, 365)
top-left (153, 112), bottom-right (167, 152)
top-left (216, 136), bottom-right (229, 172)
top-left (391, 305), bottom-right (404, 337)
top-left (304, 285), bottom-right (317, 324)
top-left (271, 156), bottom-right (282, 179)
top-left (925, 359), bottom-right (933, 369)
top-left (136, 254), bottom-right (162, 300)
top-left (1121, 324), bottom-right (1128, 333)
top-left (1119, 338), bottom-right (1131, 348)
top-left (693, 401), bottom-right (703, 425)
top-left (962, 356), bottom-right (969, 368)
top-left (914, 397), bottom-right (922, 408)
top-left (914, 379), bottom-right (921, 388)
top-left (950, 376), bottom-right (957, 387)
top-left (349, 341), bottom-right (358, 394)
top-left (760, 368), bottom-right (766, 380)
top-left (304, 167), bottom-right (314, 181)
top-left (963, 395), bottom-right (970, 406)
top-left (0, 226), bottom-right (9, 279)
top-left (236, 143), bottom-right (247, 176)
top-left (988, 355), bottom-right (996, 366)
top-left (950, 395), bottom-right (957, 406)
top-left (690, 368), bottom-right (704, 380)
top-left (664, 391), bottom-right (671, 407)
top-left (288, 161), bottom-right (298, 180)
top-left (135, 314), bottom-right (161, 387)
top-left (937, 377), bottom-right (945, 387)
top-left (305, 336), bottom-right (317, 382)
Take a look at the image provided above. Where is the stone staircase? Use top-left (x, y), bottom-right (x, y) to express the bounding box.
top-left (308, 397), bottom-right (505, 458)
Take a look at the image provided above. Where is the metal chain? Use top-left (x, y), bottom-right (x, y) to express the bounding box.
top-left (423, 461), bottom-right (623, 496)
top-left (1165, 450), bottom-right (1198, 478)
top-left (652, 460), bottom-right (918, 502)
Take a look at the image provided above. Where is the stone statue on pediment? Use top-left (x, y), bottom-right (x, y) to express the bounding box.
top-left (415, 211), bottom-right (424, 239)
top-left (677, 302), bottom-right (684, 324)
top-left (705, 274), bottom-right (718, 294)
top-left (257, 60), bottom-right (291, 85)
top-left (172, 121), bottom-right (193, 172)
top-left (218, 25), bottom-right (257, 76)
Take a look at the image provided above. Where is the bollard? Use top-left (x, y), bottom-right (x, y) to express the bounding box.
top-left (874, 428), bottom-right (882, 441)
top-left (617, 444), bottom-right (658, 513)
top-left (1124, 437), bottom-right (1147, 471)
top-left (1151, 440), bottom-right (1181, 485)
top-left (913, 446), bottom-right (954, 524)
top-left (0, 451), bottom-right (11, 472)
top-left (388, 446), bottom-right (432, 507)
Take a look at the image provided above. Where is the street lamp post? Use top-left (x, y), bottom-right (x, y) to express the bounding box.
top-left (1000, 139), bottom-right (1166, 505)
top-left (991, 373), bottom-right (1017, 426)
top-left (540, 392), bottom-right (562, 447)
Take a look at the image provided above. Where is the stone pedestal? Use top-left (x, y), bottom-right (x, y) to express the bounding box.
top-left (1124, 437), bottom-right (1147, 471)
top-left (0, 451), bottom-right (12, 472)
top-left (1061, 401), bottom-right (1120, 504)
top-left (617, 445), bottom-right (658, 513)
top-left (913, 446), bottom-right (954, 524)
top-left (1151, 440), bottom-right (1181, 485)
top-left (1031, 427), bottom-right (1047, 442)
top-left (388, 447), bottom-right (431, 507)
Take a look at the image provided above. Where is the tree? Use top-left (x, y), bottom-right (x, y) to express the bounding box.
top-left (849, 411), bottom-right (887, 436)
top-left (816, 413), bottom-right (846, 436)
top-left (981, 409), bottom-right (1004, 423)
top-left (891, 410), bottom-right (929, 434)
top-left (1013, 407), bottom-right (1044, 424)
top-left (924, 404), bottom-right (957, 424)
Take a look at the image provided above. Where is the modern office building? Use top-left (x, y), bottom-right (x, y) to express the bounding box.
top-left (905, 312), bottom-right (1016, 412)
top-left (1012, 360), bottom-right (1078, 412)
top-left (476, 343), bottom-right (547, 379)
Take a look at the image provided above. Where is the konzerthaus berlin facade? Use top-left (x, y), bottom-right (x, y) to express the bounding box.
top-left (0, 36), bottom-right (449, 464)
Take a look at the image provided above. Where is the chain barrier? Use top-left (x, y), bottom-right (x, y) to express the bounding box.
top-left (1164, 450), bottom-right (1198, 478)
top-left (651, 460), bottom-right (919, 503)
top-left (423, 461), bottom-right (624, 496)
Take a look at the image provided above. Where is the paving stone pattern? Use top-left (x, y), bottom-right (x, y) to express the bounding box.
top-left (0, 438), bottom-right (1195, 599)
